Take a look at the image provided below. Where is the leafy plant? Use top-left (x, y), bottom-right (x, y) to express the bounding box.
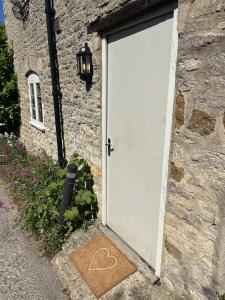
top-left (64, 207), bottom-right (79, 221)
top-left (0, 137), bottom-right (98, 255)
top-left (0, 25), bottom-right (20, 134)
top-left (217, 293), bottom-right (225, 300)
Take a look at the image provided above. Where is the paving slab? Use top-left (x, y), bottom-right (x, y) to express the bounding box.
top-left (0, 183), bottom-right (67, 300)
top-left (52, 225), bottom-right (175, 300)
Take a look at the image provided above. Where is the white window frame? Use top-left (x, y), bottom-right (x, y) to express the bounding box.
top-left (28, 73), bottom-right (45, 131)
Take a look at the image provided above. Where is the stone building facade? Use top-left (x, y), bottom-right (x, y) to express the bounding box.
top-left (3, 0), bottom-right (225, 298)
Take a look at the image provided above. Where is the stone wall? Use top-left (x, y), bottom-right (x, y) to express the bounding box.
top-left (3, 0), bottom-right (225, 298)
top-left (3, 0), bottom-right (134, 212)
top-left (3, 0), bottom-right (58, 159)
top-left (163, 0), bottom-right (225, 298)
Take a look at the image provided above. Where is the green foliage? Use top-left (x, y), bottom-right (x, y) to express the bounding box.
top-left (218, 293), bottom-right (225, 300)
top-left (0, 137), bottom-right (98, 255)
top-left (0, 135), bottom-right (7, 152)
top-left (0, 25), bottom-right (20, 134)
top-left (64, 207), bottom-right (79, 221)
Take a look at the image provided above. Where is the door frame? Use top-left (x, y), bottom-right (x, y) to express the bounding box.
top-left (101, 8), bottom-right (178, 277)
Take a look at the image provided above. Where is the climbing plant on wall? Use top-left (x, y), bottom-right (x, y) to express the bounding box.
top-left (0, 25), bottom-right (20, 134)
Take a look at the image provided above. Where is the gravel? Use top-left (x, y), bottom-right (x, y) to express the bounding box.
top-left (0, 184), bottom-right (68, 300)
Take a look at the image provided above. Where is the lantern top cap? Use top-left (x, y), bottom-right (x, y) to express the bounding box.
top-left (77, 43), bottom-right (92, 56)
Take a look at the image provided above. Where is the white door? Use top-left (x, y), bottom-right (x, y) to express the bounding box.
top-left (106, 12), bottom-right (174, 270)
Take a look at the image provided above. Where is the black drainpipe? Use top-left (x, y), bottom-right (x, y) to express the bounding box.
top-left (44, 0), bottom-right (67, 168)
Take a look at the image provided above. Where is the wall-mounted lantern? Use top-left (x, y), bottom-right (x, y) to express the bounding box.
top-left (10, 0), bottom-right (30, 22)
top-left (76, 43), bottom-right (93, 84)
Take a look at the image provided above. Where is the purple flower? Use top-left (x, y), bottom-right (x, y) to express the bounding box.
top-left (20, 167), bottom-right (31, 177)
top-left (13, 197), bottom-right (19, 204)
top-left (11, 181), bottom-right (18, 189)
top-left (32, 178), bottom-right (39, 185)
top-left (3, 144), bottom-right (10, 154)
top-left (15, 142), bottom-right (23, 150)
top-left (25, 204), bottom-right (32, 209)
top-left (0, 155), bottom-right (8, 162)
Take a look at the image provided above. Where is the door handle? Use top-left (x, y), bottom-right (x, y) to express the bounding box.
top-left (105, 138), bottom-right (114, 156)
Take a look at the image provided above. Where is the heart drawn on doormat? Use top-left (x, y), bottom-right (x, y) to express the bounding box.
top-left (88, 247), bottom-right (118, 271)
top-left (69, 234), bottom-right (137, 298)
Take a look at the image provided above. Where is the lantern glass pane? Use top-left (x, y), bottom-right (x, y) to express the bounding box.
top-left (86, 55), bottom-right (91, 73)
top-left (82, 55), bottom-right (86, 74)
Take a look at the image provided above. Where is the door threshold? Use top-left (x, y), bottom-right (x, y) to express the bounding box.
top-left (98, 224), bottom-right (160, 285)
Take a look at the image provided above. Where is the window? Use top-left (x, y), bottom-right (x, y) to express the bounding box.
top-left (28, 74), bottom-right (44, 130)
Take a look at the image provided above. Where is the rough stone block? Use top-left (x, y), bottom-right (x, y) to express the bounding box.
top-left (188, 109), bottom-right (216, 136)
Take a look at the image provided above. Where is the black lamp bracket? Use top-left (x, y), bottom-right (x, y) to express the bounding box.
top-left (10, 0), bottom-right (30, 22)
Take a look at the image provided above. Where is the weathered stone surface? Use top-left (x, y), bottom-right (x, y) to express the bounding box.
top-left (178, 58), bottom-right (202, 72)
top-left (187, 109), bottom-right (216, 136)
top-left (52, 225), bottom-right (175, 300)
top-left (91, 164), bottom-right (102, 177)
top-left (223, 112), bottom-right (225, 129)
top-left (170, 162), bottom-right (184, 182)
top-left (165, 239), bottom-right (182, 262)
top-left (174, 93), bottom-right (185, 129)
top-left (164, 5), bottom-right (225, 287)
top-left (0, 184), bottom-right (67, 300)
top-left (4, 0), bottom-right (225, 299)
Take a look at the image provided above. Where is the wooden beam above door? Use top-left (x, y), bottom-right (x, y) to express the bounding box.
top-left (87, 0), bottom-right (175, 34)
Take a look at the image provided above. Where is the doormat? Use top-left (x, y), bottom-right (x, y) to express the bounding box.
top-left (69, 234), bottom-right (136, 298)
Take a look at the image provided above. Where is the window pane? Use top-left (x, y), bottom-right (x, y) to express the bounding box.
top-left (30, 83), bottom-right (36, 120)
top-left (32, 108), bottom-right (36, 119)
top-left (36, 83), bottom-right (43, 123)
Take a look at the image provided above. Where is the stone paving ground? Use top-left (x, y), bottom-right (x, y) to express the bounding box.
top-left (0, 180), bottom-right (174, 300)
top-left (0, 183), bottom-right (68, 300)
top-left (53, 226), bottom-right (175, 300)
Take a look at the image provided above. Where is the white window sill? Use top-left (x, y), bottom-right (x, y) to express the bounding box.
top-left (30, 121), bottom-right (45, 132)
